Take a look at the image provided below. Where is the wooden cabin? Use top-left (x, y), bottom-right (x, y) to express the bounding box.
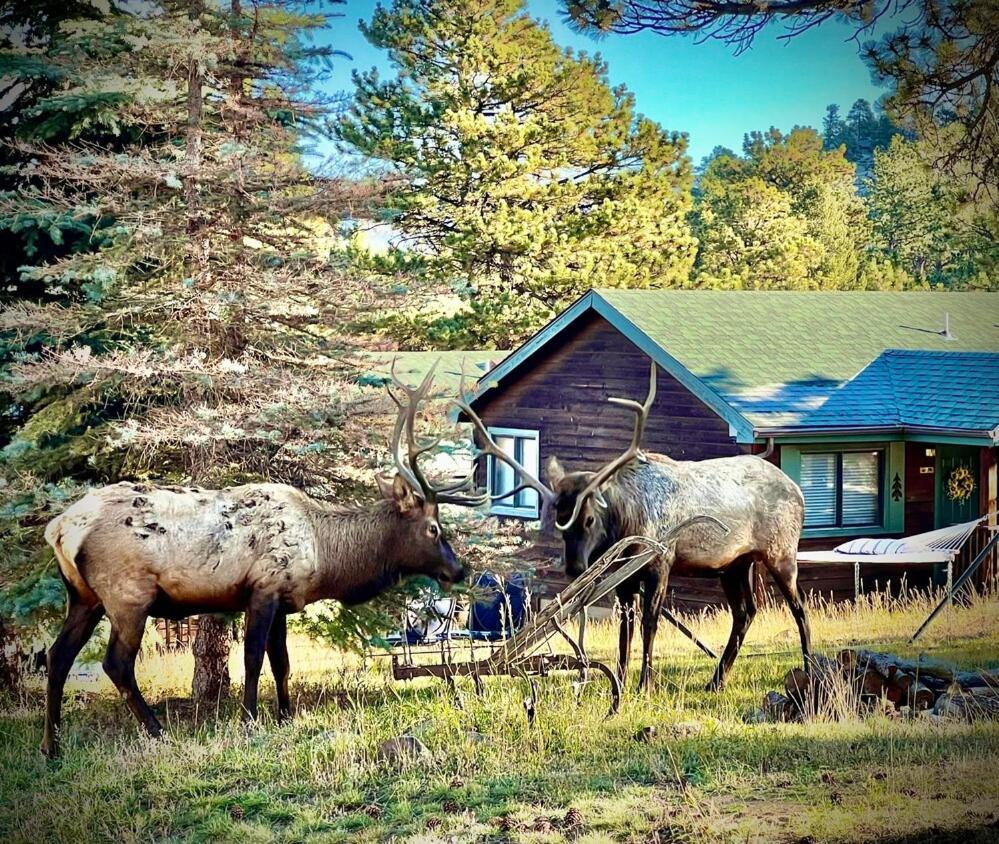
top-left (463, 290), bottom-right (999, 612)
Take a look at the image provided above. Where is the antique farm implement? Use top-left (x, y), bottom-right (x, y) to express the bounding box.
top-left (390, 515), bottom-right (727, 715)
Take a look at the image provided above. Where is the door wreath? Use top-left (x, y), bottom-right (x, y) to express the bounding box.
top-left (946, 465), bottom-right (975, 502)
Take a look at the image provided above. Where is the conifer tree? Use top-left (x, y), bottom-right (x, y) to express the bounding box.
top-left (339, 0), bottom-right (696, 347)
top-left (0, 0), bottom-right (382, 689)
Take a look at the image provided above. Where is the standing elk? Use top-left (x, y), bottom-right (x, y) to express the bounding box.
top-left (40, 363), bottom-right (487, 758)
top-left (454, 361), bottom-right (812, 694)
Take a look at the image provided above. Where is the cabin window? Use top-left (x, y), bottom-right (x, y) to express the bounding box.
top-left (800, 450), bottom-right (883, 529)
top-left (486, 427), bottom-right (540, 519)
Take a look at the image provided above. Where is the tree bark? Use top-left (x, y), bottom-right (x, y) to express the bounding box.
top-left (0, 617), bottom-right (22, 698)
top-left (191, 615), bottom-right (231, 705)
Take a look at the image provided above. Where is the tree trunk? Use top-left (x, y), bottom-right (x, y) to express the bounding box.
top-left (191, 615), bottom-right (231, 706)
top-left (0, 617), bottom-right (22, 698)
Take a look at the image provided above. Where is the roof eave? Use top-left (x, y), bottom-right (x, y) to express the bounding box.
top-left (755, 422), bottom-right (996, 443)
top-left (466, 290), bottom-right (757, 443)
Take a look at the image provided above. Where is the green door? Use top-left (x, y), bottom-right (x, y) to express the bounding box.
top-left (935, 445), bottom-right (980, 527)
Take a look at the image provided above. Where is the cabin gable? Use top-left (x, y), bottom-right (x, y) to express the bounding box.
top-left (472, 311), bottom-right (745, 493)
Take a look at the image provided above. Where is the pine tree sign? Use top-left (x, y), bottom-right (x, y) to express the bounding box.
top-left (891, 472), bottom-right (903, 502)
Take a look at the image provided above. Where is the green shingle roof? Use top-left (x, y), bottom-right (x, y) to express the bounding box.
top-left (470, 289), bottom-right (999, 441)
top-left (600, 289), bottom-right (999, 388)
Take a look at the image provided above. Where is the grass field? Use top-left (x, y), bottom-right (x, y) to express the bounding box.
top-left (1, 589), bottom-right (997, 843)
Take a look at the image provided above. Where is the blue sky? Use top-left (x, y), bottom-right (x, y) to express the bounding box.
top-left (316, 0), bottom-right (887, 166)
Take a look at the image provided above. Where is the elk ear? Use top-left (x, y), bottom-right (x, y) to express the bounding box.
top-left (546, 456), bottom-right (565, 488)
top-left (382, 474), bottom-right (421, 514)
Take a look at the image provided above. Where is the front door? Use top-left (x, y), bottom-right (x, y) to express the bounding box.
top-left (935, 445), bottom-right (980, 527)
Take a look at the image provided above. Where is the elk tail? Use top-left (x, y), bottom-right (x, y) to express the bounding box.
top-left (44, 509), bottom-right (101, 606)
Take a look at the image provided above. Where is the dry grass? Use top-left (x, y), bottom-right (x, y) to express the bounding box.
top-left (0, 588), bottom-right (997, 843)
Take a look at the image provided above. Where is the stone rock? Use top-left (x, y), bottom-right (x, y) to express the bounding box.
top-left (463, 729), bottom-right (488, 745)
top-left (376, 734), bottom-right (429, 766)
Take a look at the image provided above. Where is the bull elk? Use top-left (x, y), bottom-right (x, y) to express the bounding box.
top-left (40, 363), bottom-right (488, 758)
top-left (454, 361), bottom-right (812, 693)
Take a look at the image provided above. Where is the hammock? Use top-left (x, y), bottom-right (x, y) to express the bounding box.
top-left (797, 516), bottom-right (985, 598)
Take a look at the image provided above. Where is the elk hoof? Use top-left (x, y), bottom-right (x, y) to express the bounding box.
top-left (705, 678), bottom-right (725, 693)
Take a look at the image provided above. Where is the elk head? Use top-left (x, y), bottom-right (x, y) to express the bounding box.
top-left (383, 360), bottom-right (468, 586)
top-left (452, 360), bottom-right (661, 577)
top-left (545, 361), bottom-right (658, 576)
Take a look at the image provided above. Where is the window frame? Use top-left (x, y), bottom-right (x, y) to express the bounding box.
top-left (485, 426), bottom-right (541, 519)
top-left (799, 448), bottom-right (885, 531)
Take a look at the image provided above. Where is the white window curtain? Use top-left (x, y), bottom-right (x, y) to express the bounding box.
top-left (800, 450), bottom-right (881, 529)
top-left (801, 453), bottom-right (837, 528)
top-left (841, 452), bottom-right (880, 527)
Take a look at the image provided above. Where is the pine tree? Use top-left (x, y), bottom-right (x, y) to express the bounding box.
top-left (866, 134), bottom-right (998, 288)
top-left (693, 128), bottom-right (878, 289)
top-left (0, 1), bottom-right (383, 669)
top-left (338, 0), bottom-right (697, 348)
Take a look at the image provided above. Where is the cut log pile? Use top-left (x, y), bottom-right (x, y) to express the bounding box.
top-left (752, 649), bottom-right (999, 723)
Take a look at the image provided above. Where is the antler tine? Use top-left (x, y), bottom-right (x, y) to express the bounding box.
top-left (447, 362), bottom-right (556, 510)
top-left (388, 396), bottom-right (425, 495)
top-left (387, 357), bottom-right (442, 500)
top-left (557, 361), bottom-right (657, 532)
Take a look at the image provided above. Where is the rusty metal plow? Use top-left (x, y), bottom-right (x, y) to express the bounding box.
top-left (390, 515), bottom-right (727, 718)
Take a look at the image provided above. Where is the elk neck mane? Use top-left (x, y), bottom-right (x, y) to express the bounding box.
top-left (303, 497), bottom-right (409, 601)
top-left (601, 457), bottom-right (681, 537)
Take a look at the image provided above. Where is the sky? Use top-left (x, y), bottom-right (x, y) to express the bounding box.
top-left (315, 0), bottom-right (888, 166)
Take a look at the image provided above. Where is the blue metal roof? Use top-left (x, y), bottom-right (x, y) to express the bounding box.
top-left (791, 350), bottom-right (999, 440)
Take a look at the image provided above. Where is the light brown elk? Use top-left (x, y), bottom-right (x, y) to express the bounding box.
top-left (40, 364), bottom-right (486, 758)
top-left (455, 361), bottom-right (812, 693)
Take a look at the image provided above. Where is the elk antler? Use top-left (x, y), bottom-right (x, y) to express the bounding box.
top-left (387, 358), bottom-right (443, 502)
top-left (386, 358), bottom-right (528, 508)
top-left (448, 368), bottom-right (557, 512)
top-left (556, 360), bottom-right (657, 531)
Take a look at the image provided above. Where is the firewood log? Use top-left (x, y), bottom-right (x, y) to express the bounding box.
top-left (784, 668), bottom-right (811, 701)
top-left (933, 692), bottom-right (999, 721)
top-left (892, 672), bottom-right (935, 711)
top-left (837, 648), bottom-right (858, 673)
top-left (855, 664), bottom-right (889, 697)
top-left (763, 691), bottom-right (798, 722)
top-left (847, 650), bottom-right (998, 690)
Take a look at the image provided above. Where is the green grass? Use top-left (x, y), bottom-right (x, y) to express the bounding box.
top-left (1, 589), bottom-right (998, 843)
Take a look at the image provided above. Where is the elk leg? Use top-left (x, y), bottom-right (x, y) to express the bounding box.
top-left (638, 571), bottom-right (669, 693)
top-left (242, 597), bottom-right (278, 721)
top-left (103, 611), bottom-right (162, 737)
top-left (615, 587), bottom-right (638, 686)
top-left (41, 598), bottom-right (104, 758)
top-left (265, 610), bottom-right (291, 721)
top-left (706, 560), bottom-right (757, 692)
top-left (770, 560), bottom-right (812, 673)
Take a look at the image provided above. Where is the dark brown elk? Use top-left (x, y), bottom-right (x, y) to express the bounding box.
top-left (40, 364), bottom-right (483, 758)
top-left (456, 361), bottom-right (811, 694)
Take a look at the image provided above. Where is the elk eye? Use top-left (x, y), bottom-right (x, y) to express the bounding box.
top-left (585, 514), bottom-right (595, 528)
top-left (428, 523), bottom-right (439, 538)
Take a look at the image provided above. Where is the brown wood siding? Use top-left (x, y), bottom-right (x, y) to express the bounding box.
top-left (473, 312), bottom-right (746, 486)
